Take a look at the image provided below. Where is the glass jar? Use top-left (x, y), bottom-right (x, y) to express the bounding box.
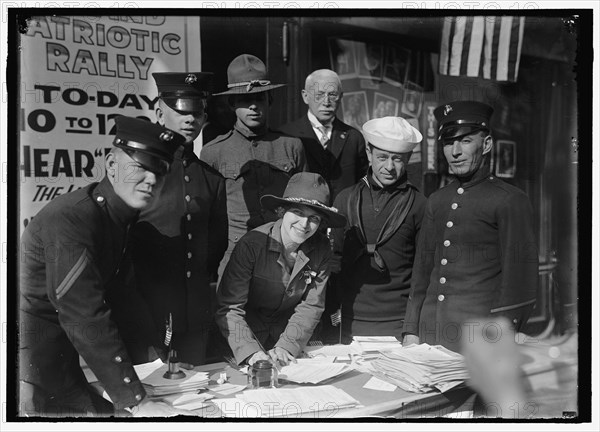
top-left (248, 359), bottom-right (278, 389)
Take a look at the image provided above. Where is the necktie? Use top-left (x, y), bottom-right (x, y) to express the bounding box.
top-left (317, 125), bottom-right (329, 148)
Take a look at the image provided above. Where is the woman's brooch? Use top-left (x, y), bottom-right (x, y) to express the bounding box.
top-left (303, 269), bottom-right (318, 284)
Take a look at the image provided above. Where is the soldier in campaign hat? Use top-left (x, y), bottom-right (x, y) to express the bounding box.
top-left (19, 117), bottom-right (182, 417)
top-left (201, 54), bottom-right (307, 280)
top-left (329, 117), bottom-right (426, 343)
top-left (115, 72), bottom-right (228, 366)
top-left (403, 101), bottom-right (538, 353)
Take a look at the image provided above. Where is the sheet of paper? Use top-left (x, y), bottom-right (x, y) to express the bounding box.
top-left (278, 358), bottom-right (351, 384)
top-left (209, 383), bottom-right (247, 395)
top-left (363, 376), bottom-right (398, 392)
top-left (303, 343), bottom-right (362, 358)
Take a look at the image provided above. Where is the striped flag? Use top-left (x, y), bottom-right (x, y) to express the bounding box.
top-left (164, 313), bottom-right (173, 347)
top-left (330, 308), bottom-right (342, 327)
top-left (439, 16), bottom-right (525, 82)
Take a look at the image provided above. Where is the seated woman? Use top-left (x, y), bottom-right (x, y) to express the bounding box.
top-left (216, 173), bottom-right (346, 366)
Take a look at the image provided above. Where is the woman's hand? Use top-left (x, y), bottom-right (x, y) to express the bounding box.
top-left (268, 347), bottom-right (296, 367)
top-left (247, 351), bottom-right (270, 366)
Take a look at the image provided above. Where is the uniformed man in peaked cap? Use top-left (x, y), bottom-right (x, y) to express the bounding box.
top-left (19, 116), bottom-right (183, 417)
top-left (118, 72), bottom-right (228, 366)
top-left (402, 101), bottom-right (538, 353)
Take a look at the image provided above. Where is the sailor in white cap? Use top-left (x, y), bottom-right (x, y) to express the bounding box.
top-left (328, 116), bottom-right (427, 343)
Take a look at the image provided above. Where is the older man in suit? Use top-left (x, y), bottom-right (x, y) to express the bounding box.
top-left (279, 69), bottom-right (368, 201)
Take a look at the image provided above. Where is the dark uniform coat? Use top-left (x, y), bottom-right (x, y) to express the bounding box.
top-left (403, 168), bottom-right (538, 352)
top-left (19, 178), bottom-right (145, 414)
top-left (200, 122), bottom-right (307, 277)
top-left (216, 219), bottom-right (331, 364)
top-left (279, 115), bottom-right (368, 200)
top-left (116, 145), bottom-right (228, 365)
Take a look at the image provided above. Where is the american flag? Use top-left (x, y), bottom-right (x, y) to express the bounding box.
top-left (439, 16), bottom-right (525, 82)
top-left (330, 309), bottom-right (342, 327)
top-left (164, 313), bottom-right (173, 347)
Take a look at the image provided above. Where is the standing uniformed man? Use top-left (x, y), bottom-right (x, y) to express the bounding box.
top-left (402, 101), bottom-right (538, 352)
top-left (19, 116), bottom-right (182, 417)
top-left (201, 54), bottom-right (307, 279)
top-left (118, 72), bottom-right (228, 366)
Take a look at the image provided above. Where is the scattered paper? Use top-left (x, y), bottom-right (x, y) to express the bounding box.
top-left (210, 385), bottom-right (360, 418)
top-left (278, 358), bottom-right (351, 384)
top-left (303, 343), bottom-right (362, 358)
top-left (363, 376), bottom-right (397, 392)
top-left (209, 383), bottom-right (247, 396)
top-left (353, 336), bottom-right (402, 353)
top-left (160, 391), bottom-right (214, 411)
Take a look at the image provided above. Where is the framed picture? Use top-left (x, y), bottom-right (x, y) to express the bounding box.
top-left (341, 91), bottom-right (368, 130)
top-left (372, 92), bottom-right (399, 119)
top-left (400, 81), bottom-right (424, 118)
top-left (328, 38), bottom-right (358, 79)
top-left (495, 140), bottom-right (517, 178)
top-left (356, 42), bottom-right (384, 81)
top-left (383, 45), bottom-right (411, 86)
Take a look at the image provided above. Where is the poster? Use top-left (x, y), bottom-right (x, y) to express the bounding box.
top-left (19, 15), bottom-right (201, 232)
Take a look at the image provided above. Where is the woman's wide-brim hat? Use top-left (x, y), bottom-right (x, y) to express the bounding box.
top-left (260, 173), bottom-right (347, 228)
top-left (214, 54), bottom-right (286, 96)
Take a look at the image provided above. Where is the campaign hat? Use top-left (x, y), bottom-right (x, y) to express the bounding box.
top-left (214, 54), bottom-right (285, 95)
top-left (260, 173), bottom-right (346, 228)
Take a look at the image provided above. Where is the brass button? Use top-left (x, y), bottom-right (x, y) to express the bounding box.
top-left (185, 195), bottom-right (191, 202)
top-left (451, 203), bottom-right (458, 210)
top-left (96, 196), bottom-right (105, 202)
top-left (457, 187), bottom-right (464, 195)
top-left (438, 294), bottom-right (445, 302)
top-left (446, 221), bottom-right (454, 228)
top-left (123, 377), bottom-right (131, 384)
top-left (184, 175), bottom-right (190, 182)
top-left (440, 277), bottom-right (446, 284)
top-left (183, 160), bottom-right (188, 167)
top-left (441, 259), bottom-right (448, 265)
top-left (135, 394), bottom-right (142, 401)
top-left (114, 356), bottom-right (122, 363)
top-left (188, 233), bottom-right (193, 240)
top-left (186, 214), bottom-right (192, 221)
top-left (444, 240), bottom-right (451, 247)
top-left (186, 271), bottom-right (191, 278)
top-left (187, 252), bottom-right (192, 259)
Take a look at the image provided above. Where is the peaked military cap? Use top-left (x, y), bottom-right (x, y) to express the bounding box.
top-left (113, 116), bottom-right (184, 175)
top-left (434, 101), bottom-right (494, 141)
top-left (153, 72), bottom-right (214, 112)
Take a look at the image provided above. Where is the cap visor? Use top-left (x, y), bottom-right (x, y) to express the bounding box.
top-left (123, 150), bottom-right (170, 176)
top-left (162, 97), bottom-right (205, 113)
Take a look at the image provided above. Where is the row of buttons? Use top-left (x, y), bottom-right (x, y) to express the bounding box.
top-left (438, 190), bottom-right (463, 303)
top-left (114, 355), bottom-right (142, 400)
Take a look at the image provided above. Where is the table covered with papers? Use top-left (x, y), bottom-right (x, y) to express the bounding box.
top-left (86, 337), bottom-right (475, 418)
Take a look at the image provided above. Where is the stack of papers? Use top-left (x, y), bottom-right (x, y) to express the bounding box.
top-left (367, 343), bottom-right (469, 393)
top-left (278, 358), bottom-right (352, 384)
top-left (134, 359), bottom-right (210, 397)
top-left (353, 336), bottom-right (402, 353)
top-left (211, 385), bottom-right (360, 417)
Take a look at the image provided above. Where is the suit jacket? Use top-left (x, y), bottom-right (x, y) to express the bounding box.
top-left (279, 115), bottom-right (368, 201)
